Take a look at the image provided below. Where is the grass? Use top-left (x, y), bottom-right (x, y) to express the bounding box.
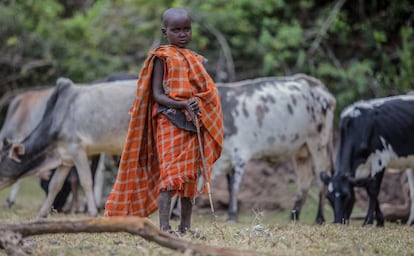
top-left (1, 177), bottom-right (414, 256)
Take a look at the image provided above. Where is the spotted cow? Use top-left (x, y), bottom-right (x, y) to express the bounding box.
top-left (321, 95), bottom-right (414, 226)
top-left (215, 74), bottom-right (336, 223)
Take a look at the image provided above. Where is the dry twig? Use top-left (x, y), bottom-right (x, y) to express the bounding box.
top-left (307, 0), bottom-right (346, 56)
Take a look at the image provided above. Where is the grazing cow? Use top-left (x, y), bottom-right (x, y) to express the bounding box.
top-left (0, 78), bottom-right (135, 217)
top-left (1, 73), bottom-right (137, 212)
top-left (0, 88), bottom-right (75, 211)
top-left (320, 95), bottom-right (414, 226)
top-left (215, 74), bottom-right (336, 223)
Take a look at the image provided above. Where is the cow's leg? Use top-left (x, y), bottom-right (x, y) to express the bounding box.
top-left (306, 136), bottom-right (333, 224)
top-left (43, 169), bottom-right (72, 213)
top-left (226, 172), bottom-right (232, 198)
top-left (291, 145), bottom-right (313, 222)
top-left (170, 195), bottom-right (180, 220)
top-left (226, 168), bottom-right (237, 222)
top-left (38, 165), bottom-right (72, 218)
top-left (405, 168), bottom-right (414, 225)
top-left (363, 171), bottom-right (385, 227)
top-left (315, 186), bottom-right (327, 224)
top-left (227, 160), bottom-right (245, 222)
top-left (6, 180), bottom-right (21, 208)
top-left (363, 187), bottom-right (376, 225)
top-left (71, 150), bottom-right (98, 217)
top-left (93, 154), bottom-right (106, 210)
top-left (65, 168), bottom-right (79, 213)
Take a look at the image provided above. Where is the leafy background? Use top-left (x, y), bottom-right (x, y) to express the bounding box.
top-left (1, 0), bottom-right (413, 124)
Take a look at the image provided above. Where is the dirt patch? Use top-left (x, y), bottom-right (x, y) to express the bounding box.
top-left (197, 159), bottom-right (409, 223)
top-left (197, 160), bottom-right (297, 214)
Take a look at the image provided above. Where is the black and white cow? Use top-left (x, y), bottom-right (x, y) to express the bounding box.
top-left (0, 78), bottom-right (135, 218)
top-left (321, 95), bottom-right (414, 226)
top-left (215, 74), bottom-right (336, 223)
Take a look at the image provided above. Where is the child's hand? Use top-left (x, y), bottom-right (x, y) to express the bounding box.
top-left (186, 97), bottom-right (201, 119)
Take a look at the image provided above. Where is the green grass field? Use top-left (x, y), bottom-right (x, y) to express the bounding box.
top-left (1, 177), bottom-right (413, 256)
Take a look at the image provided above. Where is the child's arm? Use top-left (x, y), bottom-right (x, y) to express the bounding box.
top-left (152, 57), bottom-right (200, 116)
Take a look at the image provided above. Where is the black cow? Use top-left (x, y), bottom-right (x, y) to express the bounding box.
top-left (321, 95), bottom-right (414, 226)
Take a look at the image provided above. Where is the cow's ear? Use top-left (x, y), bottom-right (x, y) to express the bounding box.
top-left (8, 143), bottom-right (25, 163)
top-left (320, 171), bottom-right (331, 185)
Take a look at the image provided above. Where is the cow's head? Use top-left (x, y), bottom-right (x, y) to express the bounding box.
top-left (321, 171), bottom-right (359, 223)
top-left (0, 137), bottom-right (61, 190)
top-left (0, 138), bottom-right (27, 187)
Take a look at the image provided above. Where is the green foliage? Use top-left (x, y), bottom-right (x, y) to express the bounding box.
top-left (378, 26), bottom-right (414, 94)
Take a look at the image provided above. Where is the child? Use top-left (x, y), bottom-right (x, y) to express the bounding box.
top-left (104, 7), bottom-right (223, 237)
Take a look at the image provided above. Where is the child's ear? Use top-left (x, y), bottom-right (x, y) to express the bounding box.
top-left (161, 27), bottom-right (167, 36)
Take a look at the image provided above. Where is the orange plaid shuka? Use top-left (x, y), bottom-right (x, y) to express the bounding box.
top-left (104, 45), bottom-right (223, 217)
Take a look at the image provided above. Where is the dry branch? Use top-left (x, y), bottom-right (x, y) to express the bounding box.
top-left (307, 0), bottom-right (346, 56)
top-left (0, 217), bottom-right (259, 256)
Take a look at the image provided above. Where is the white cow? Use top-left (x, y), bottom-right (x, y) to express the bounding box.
top-left (0, 73), bottom-right (137, 211)
top-left (0, 88), bottom-right (58, 208)
top-left (0, 78), bottom-right (135, 217)
top-left (215, 74), bottom-right (336, 223)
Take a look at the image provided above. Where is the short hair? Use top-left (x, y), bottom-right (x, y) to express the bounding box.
top-left (162, 7), bottom-right (190, 28)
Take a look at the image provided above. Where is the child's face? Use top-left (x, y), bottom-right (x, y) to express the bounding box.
top-left (162, 15), bottom-right (192, 48)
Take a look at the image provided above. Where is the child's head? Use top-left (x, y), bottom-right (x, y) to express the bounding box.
top-left (162, 7), bottom-right (192, 48)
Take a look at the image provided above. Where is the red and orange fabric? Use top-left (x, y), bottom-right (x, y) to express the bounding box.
top-left (104, 45), bottom-right (223, 217)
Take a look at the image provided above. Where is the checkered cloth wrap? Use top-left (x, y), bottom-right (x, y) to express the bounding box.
top-left (104, 45), bottom-right (223, 217)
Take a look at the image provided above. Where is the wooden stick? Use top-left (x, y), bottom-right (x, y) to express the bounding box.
top-left (193, 116), bottom-right (215, 214)
top-left (0, 217), bottom-right (258, 256)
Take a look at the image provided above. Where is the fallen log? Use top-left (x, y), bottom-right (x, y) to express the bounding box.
top-left (0, 217), bottom-right (258, 256)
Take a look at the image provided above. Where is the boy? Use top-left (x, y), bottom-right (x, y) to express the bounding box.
top-left (104, 7), bottom-right (223, 237)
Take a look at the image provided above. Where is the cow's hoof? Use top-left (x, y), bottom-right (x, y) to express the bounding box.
top-left (37, 214), bottom-right (48, 219)
top-left (290, 211), bottom-right (300, 222)
top-left (88, 206), bottom-right (98, 217)
top-left (6, 199), bottom-right (14, 208)
top-left (226, 213), bottom-right (238, 223)
top-left (314, 219), bottom-right (325, 225)
top-left (362, 222), bottom-right (374, 227)
top-left (89, 211), bottom-right (98, 217)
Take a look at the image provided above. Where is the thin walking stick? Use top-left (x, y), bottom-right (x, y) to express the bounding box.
top-left (190, 112), bottom-right (215, 214)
